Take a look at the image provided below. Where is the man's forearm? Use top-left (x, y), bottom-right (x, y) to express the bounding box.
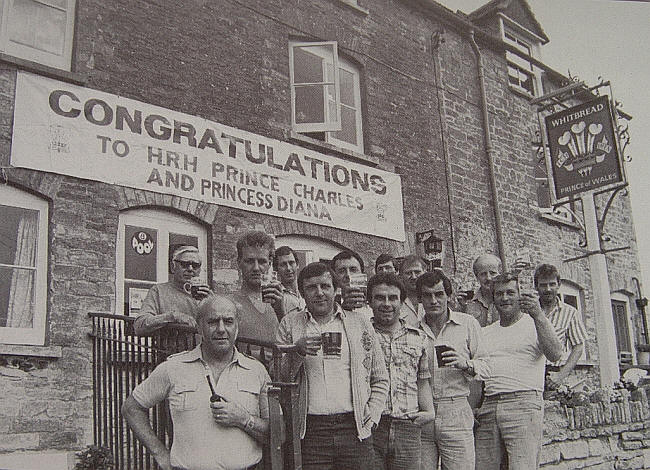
top-left (558, 343), bottom-right (584, 379)
top-left (122, 397), bottom-right (169, 464)
top-left (239, 415), bottom-right (269, 443)
top-left (133, 313), bottom-right (172, 335)
top-left (533, 315), bottom-right (563, 363)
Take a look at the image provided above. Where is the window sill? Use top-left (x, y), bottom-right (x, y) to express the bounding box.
top-left (0, 344), bottom-right (62, 358)
top-left (335, 0), bottom-right (369, 15)
top-left (508, 84), bottom-right (535, 100)
top-left (288, 130), bottom-right (382, 168)
top-left (0, 52), bottom-right (87, 85)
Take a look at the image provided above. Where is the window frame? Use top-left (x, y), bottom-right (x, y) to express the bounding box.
top-left (289, 40), bottom-right (364, 154)
top-left (116, 209), bottom-right (208, 317)
top-left (0, 0), bottom-right (76, 71)
top-left (499, 16), bottom-right (542, 97)
top-left (0, 185), bottom-right (49, 346)
top-left (611, 292), bottom-right (636, 364)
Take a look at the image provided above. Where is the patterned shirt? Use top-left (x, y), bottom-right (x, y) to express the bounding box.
top-left (546, 297), bottom-right (587, 366)
top-left (464, 288), bottom-right (498, 327)
top-left (374, 319), bottom-right (430, 418)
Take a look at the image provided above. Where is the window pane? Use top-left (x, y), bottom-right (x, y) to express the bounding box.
top-left (0, 266), bottom-right (36, 328)
top-left (293, 47), bottom-right (325, 84)
top-left (339, 69), bottom-right (355, 107)
top-left (0, 204), bottom-right (39, 267)
top-left (612, 300), bottom-right (631, 352)
top-left (8, 0), bottom-right (66, 55)
top-left (295, 85), bottom-right (325, 123)
top-left (124, 225), bottom-right (157, 281)
top-left (332, 106), bottom-right (357, 145)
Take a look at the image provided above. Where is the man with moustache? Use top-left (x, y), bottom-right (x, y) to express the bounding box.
top-left (474, 273), bottom-right (563, 470)
top-left (368, 272), bottom-right (434, 470)
top-left (416, 270), bottom-right (488, 470)
top-left (123, 295), bottom-right (270, 470)
top-left (534, 264), bottom-right (587, 388)
top-left (230, 231), bottom-right (284, 342)
top-left (399, 255), bottom-right (428, 327)
top-left (133, 245), bottom-right (211, 335)
top-left (274, 245), bottom-right (306, 318)
top-left (464, 254), bottom-right (501, 327)
top-left (277, 262), bottom-right (389, 470)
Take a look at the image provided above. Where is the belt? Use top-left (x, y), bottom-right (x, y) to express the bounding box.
top-left (485, 390), bottom-right (541, 401)
top-left (433, 396), bottom-right (468, 404)
top-left (307, 412), bottom-right (355, 424)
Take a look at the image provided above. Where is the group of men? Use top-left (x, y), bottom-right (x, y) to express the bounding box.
top-left (123, 231), bottom-right (588, 470)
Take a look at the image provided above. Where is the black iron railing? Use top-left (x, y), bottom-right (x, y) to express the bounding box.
top-left (88, 312), bottom-right (302, 470)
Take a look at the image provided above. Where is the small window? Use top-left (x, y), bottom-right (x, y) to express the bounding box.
top-left (289, 41), bottom-right (364, 153)
top-left (0, 186), bottom-right (49, 345)
top-left (504, 30), bottom-right (538, 96)
top-left (116, 209), bottom-right (208, 317)
top-left (0, 0), bottom-right (76, 70)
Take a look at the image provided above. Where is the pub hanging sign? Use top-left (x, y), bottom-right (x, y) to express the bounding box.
top-left (545, 95), bottom-right (624, 200)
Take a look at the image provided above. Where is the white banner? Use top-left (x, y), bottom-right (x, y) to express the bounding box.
top-left (12, 72), bottom-right (405, 241)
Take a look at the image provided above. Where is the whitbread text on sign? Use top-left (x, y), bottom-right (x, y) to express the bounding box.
top-left (11, 72), bottom-right (405, 241)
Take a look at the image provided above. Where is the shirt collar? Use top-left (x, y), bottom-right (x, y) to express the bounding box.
top-left (418, 309), bottom-right (460, 339)
top-left (304, 303), bottom-right (346, 322)
top-left (472, 288), bottom-right (491, 308)
top-left (179, 344), bottom-right (251, 370)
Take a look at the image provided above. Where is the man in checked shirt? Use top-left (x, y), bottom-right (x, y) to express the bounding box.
top-left (368, 273), bottom-right (435, 470)
top-left (416, 270), bottom-right (489, 470)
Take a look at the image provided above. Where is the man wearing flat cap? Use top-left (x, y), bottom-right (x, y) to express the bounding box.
top-left (133, 245), bottom-right (211, 336)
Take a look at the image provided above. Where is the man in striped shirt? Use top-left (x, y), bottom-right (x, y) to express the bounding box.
top-left (534, 264), bottom-right (587, 388)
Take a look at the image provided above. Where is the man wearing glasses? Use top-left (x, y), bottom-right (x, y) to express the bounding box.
top-left (133, 245), bottom-right (211, 335)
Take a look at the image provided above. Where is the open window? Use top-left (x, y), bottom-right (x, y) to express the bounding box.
top-left (289, 40), bottom-right (364, 153)
top-left (116, 209), bottom-right (208, 317)
top-left (0, 185), bottom-right (49, 345)
top-left (0, 0), bottom-right (76, 70)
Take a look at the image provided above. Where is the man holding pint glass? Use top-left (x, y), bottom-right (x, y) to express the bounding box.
top-left (277, 262), bottom-right (389, 470)
top-left (416, 270), bottom-right (489, 470)
top-left (133, 245), bottom-right (211, 336)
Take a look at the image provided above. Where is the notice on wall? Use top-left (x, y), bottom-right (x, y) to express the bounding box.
top-left (12, 72), bottom-right (405, 241)
top-left (545, 95), bottom-right (624, 200)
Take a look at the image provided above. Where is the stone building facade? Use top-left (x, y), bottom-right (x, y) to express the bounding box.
top-left (0, 0), bottom-right (644, 468)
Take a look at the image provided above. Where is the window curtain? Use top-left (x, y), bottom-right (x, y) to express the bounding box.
top-left (6, 212), bottom-right (38, 328)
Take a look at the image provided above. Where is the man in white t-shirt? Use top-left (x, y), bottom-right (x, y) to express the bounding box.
top-left (474, 272), bottom-right (563, 470)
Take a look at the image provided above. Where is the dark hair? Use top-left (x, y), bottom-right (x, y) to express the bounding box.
top-left (374, 253), bottom-right (398, 272)
top-left (331, 250), bottom-right (365, 273)
top-left (298, 262), bottom-right (339, 296)
top-left (367, 273), bottom-right (407, 301)
top-left (400, 254), bottom-right (427, 272)
top-left (492, 272), bottom-right (520, 290)
top-left (416, 270), bottom-right (452, 298)
top-left (273, 245), bottom-right (298, 270)
top-left (236, 231), bottom-right (275, 261)
top-left (533, 263), bottom-right (560, 287)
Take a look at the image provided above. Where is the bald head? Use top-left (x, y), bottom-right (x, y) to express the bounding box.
top-left (472, 254), bottom-right (501, 293)
top-left (196, 294), bottom-right (238, 325)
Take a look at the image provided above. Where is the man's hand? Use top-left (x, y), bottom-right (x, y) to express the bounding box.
top-left (165, 311), bottom-right (197, 329)
top-left (341, 286), bottom-right (366, 310)
top-left (262, 280), bottom-right (284, 305)
top-left (519, 292), bottom-right (543, 319)
top-left (295, 335), bottom-right (322, 356)
top-left (440, 347), bottom-right (470, 370)
top-left (210, 398), bottom-right (250, 429)
top-left (510, 259), bottom-right (529, 275)
top-left (193, 284), bottom-right (213, 300)
top-left (410, 410), bottom-right (435, 426)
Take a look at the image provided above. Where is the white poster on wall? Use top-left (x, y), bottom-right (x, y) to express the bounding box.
top-left (11, 72), bottom-right (405, 241)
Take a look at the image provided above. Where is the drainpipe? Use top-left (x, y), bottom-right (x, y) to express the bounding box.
top-left (469, 29), bottom-right (507, 270)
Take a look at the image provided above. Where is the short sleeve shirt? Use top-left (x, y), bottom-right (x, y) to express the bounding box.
top-left (547, 298), bottom-right (587, 366)
top-left (132, 345), bottom-right (270, 470)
